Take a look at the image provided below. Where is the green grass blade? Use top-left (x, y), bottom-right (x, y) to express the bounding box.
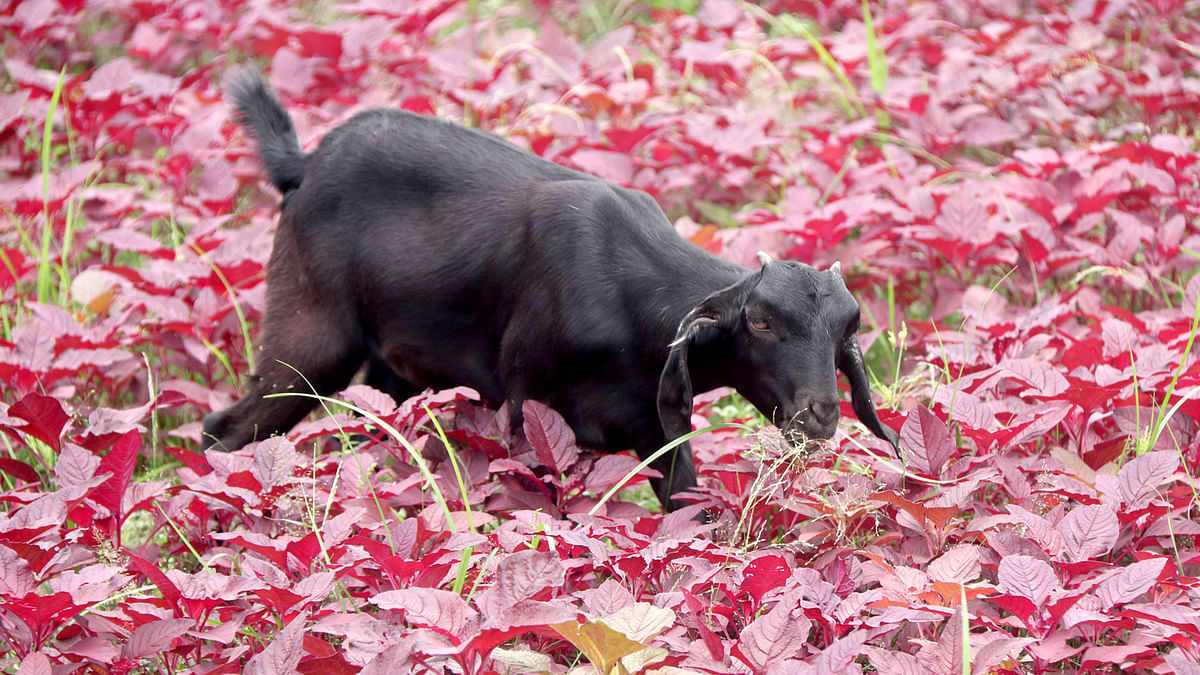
top-left (862, 0), bottom-right (888, 96)
top-left (587, 422), bottom-right (748, 515)
top-left (38, 67), bottom-right (67, 304)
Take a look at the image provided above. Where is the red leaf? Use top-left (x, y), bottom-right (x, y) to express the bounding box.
top-left (8, 393), bottom-right (69, 451)
top-left (127, 554), bottom-right (182, 613)
top-left (741, 555), bottom-right (790, 605)
top-left (0, 457), bottom-right (40, 484)
top-left (90, 430), bottom-right (142, 519)
top-left (0, 248), bottom-right (27, 289)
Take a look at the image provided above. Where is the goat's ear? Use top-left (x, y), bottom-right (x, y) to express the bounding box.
top-left (657, 312), bottom-right (718, 439)
top-left (658, 277), bottom-right (752, 439)
top-left (837, 333), bottom-right (900, 452)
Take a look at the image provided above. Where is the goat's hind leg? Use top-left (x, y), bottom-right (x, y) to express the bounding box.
top-left (202, 301), bottom-right (366, 452)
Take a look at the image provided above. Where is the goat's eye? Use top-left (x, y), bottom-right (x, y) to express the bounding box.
top-left (748, 316), bottom-right (771, 331)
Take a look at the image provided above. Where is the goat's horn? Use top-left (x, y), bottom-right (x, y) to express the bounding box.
top-left (829, 260), bottom-right (842, 275)
top-left (756, 251), bottom-right (773, 266)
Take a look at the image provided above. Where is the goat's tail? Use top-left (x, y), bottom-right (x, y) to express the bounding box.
top-left (227, 69), bottom-right (306, 194)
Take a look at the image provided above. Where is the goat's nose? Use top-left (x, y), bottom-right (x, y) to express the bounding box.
top-left (810, 398), bottom-right (840, 426)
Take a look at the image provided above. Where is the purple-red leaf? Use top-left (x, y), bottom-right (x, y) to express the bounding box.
top-left (898, 406), bottom-right (955, 476)
top-left (523, 400), bottom-right (579, 473)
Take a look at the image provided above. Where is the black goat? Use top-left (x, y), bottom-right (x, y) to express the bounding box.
top-left (202, 71), bottom-right (900, 511)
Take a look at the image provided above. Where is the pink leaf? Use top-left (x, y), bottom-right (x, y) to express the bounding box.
top-left (570, 149), bottom-right (634, 184)
top-left (53, 442), bottom-right (100, 489)
top-left (0, 545), bottom-right (37, 597)
top-left (997, 555), bottom-right (1058, 606)
top-left (244, 612), bottom-right (307, 675)
top-left (898, 406), bottom-right (955, 476)
top-left (1162, 651), bottom-right (1200, 675)
top-left (1080, 643), bottom-right (1155, 669)
top-left (1, 493), bottom-right (66, 534)
top-left (973, 637), bottom-right (1038, 675)
top-left (578, 579), bottom-right (635, 617)
top-left (696, 0), bottom-right (743, 29)
top-left (863, 647), bottom-right (923, 675)
top-left (341, 384), bottom-right (400, 415)
top-left (808, 629), bottom-right (868, 671)
top-left (998, 358), bottom-right (1069, 397)
top-left (917, 606), bottom-right (963, 674)
top-left (1118, 451), bottom-right (1179, 506)
top-left (16, 652), bottom-right (51, 675)
top-left (82, 57), bottom-right (134, 101)
top-left (584, 453), bottom-right (651, 495)
top-left (0, 90), bottom-right (31, 135)
top-left (124, 618), bottom-right (193, 659)
top-left (374, 588), bottom-right (479, 636)
top-left (252, 436), bottom-right (302, 490)
top-left (732, 600), bottom-right (807, 671)
top-left (927, 545), bottom-right (981, 584)
top-left (962, 117), bottom-right (1021, 147)
top-left (1058, 504), bottom-right (1119, 562)
top-left (1093, 558), bottom-right (1167, 610)
top-left (270, 48), bottom-right (316, 99)
top-left (484, 549), bottom-right (565, 612)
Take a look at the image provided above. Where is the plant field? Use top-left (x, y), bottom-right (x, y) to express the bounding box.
top-left (2, 0), bottom-right (1200, 673)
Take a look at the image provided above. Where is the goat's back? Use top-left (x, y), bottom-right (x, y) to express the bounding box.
top-left (273, 107), bottom-right (738, 405)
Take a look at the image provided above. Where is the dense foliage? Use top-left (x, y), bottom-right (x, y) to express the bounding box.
top-left (2, 0), bottom-right (1199, 672)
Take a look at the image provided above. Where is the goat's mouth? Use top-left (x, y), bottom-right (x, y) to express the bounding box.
top-left (778, 410), bottom-right (838, 447)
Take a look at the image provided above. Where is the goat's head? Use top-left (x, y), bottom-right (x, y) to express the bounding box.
top-left (657, 253), bottom-right (900, 451)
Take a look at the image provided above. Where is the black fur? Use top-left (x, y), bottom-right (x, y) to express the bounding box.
top-left (204, 70), bottom-right (900, 511)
